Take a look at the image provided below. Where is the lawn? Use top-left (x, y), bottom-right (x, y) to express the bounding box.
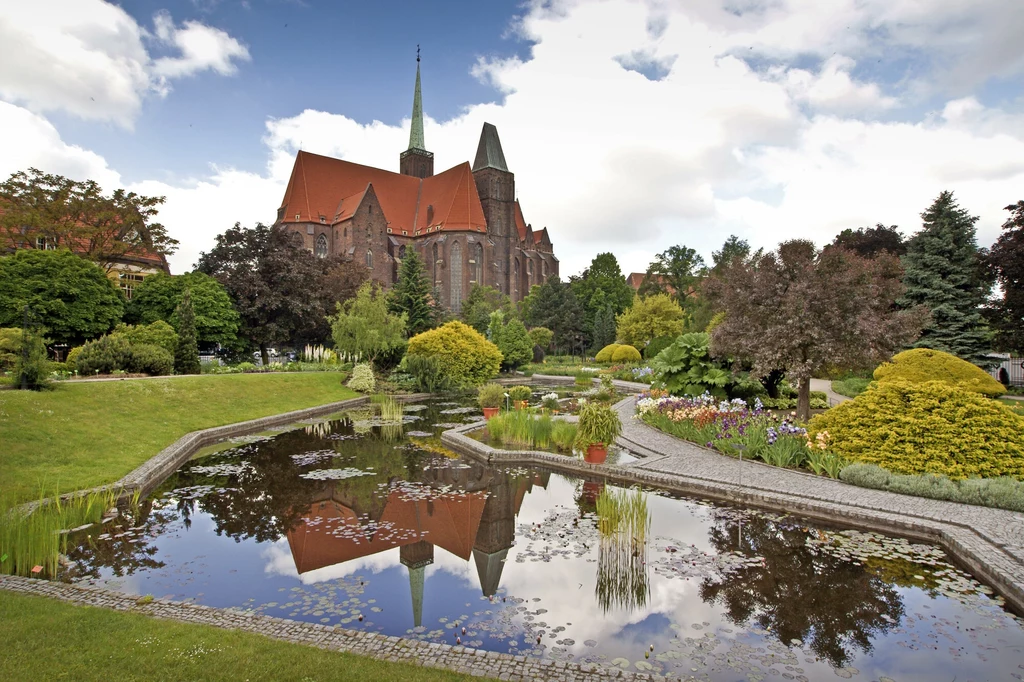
top-left (999, 397), bottom-right (1024, 416)
top-left (0, 591), bottom-right (481, 682)
top-left (0, 373), bottom-right (358, 503)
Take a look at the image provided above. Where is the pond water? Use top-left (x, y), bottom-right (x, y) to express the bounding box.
top-left (63, 395), bottom-right (1024, 681)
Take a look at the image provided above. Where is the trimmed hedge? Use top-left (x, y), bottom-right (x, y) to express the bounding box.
top-left (874, 348), bottom-right (1004, 398)
top-left (839, 463), bottom-right (1024, 512)
top-left (610, 344), bottom-right (641, 363)
top-left (125, 343), bottom-right (174, 376)
top-left (406, 321), bottom-right (502, 388)
top-left (808, 380), bottom-right (1024, 480)
top-left (595, 344), bottom-right (620, 363)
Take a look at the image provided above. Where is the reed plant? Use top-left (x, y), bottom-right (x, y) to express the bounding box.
top-left (595, 486), bottom-right (650, 541)
top-left (550, 420), bottom-right (577, 452)
top-left (485, 410), bottom-right (577, 451)
top-left (595, 486), bottom-right (651, 613)
top-left (371, 394), bottom-right (404, 423)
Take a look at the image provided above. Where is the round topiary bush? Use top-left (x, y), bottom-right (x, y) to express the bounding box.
top-left (595, 344), bottom-right (621, 363)
top-left (406, 321), bottom-right (502, 388)
top-left (126, 343), bottom-right (174, 376)
top-left (808, 380), bottom-right (1024, 480)
top-left (610, 344), bottom-right (641, 363)
top-left (873, 348), bottom-right (1004, 398)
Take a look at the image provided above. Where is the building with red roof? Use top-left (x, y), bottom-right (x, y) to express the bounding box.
top-left (275, 57), bottom-right (557, 311)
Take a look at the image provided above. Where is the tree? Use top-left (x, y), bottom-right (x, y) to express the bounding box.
top-left (125, 272), bottom-right (240, 347)
top-left (196, 223), bottom-right (344, 364)
top-left (706, 240), bottom-right (926, 420)
top-left (112, 320), bottom-right (178, 355)
top-left (570, 253), bottom-right (635, 346)
top-left (522, 277), bottom-right (586, 356)
top-left (687, 235), bottom-right (754, 332)
top-left (461, 284), bottom-right (512, 334)
top-left (590, 303), bottom-right (617, 352)
top-left (832, 224), bottom-right (906, 258)
top-left (0, 249), bottom-right (124, 345)
top-left (985, 200), bottom-right (1024, 353)
top-left (637, 245), bottom-right (706, 309)
top-left (527, 326), bottom-right (553, 351)
top-left (487, 310), bottom-right (533, 371)
top-left (389, 248), bottom-right (434, 336)
top-left (330, 281), bottom-right (407, 365)
top-left (899, 191), bottom-right (992, 366)
top-left (173, 289), bottom-right (201, 375)
top-left (0, 168), bottom-right (177, 271)
top-left (615, 294), bottom-right (685, 351)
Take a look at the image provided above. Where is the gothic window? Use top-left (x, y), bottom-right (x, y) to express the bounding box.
top-left (450, 241), bottom-right (463, 313)
top-left (542, 261), bottom-right (548, 280)
top-left (432, 243), bottom-right (439, 283)
top-left (527, 259), bottom-right (534, 285)
top-left (398, 245), bottom-right (406, 260)
top-left (315, 234), bottom-right (328, 258)
top-left (514, 259), bottom-right (520, 296)
top-left (366, 250), bottom-right (373, 269)
top-left (473, 243), bottom-right (483, 285)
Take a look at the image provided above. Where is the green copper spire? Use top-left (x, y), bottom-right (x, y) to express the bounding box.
top-left (408, 46), bottom-right (425, 151)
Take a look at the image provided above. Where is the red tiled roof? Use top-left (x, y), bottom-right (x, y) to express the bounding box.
top-left (280, 151), bottom-right (487, 235)
top-left (514, 200), bottom-right (529, 241)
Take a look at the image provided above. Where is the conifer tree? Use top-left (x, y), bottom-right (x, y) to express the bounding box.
top-left (389, 248), bottom-right (434, 336)
top-left (174, 288), bottom-right (201, 375)
top-left (900, 191), bottom-right (992, 366)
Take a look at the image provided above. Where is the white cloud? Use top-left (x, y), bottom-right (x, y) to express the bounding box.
top-left (776, 56), bottom-right (897, 113)
top-left (0, 1), bottom-right (249, 127)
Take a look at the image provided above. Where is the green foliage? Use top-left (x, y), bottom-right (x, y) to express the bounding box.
top-left (64, 346), bottom-right (83, 370)
top-left (551, 420), bottom-right (577, 451)
top-left (13, 330), bottom-right (51, 390)
top-left (574, 400), bottom-right (623, 448)
top-left (0, 328), bottom-right (22, 372)
top-left (125, 272), bottom-right (240, 346)
top-left (406, 321), bottom-right (502, 388)
top-left (643, 335), bottom-right (675, 360)
top-left (873, 347), bottom-right (1004, 397)
top-left (521, 277), bottom-right (586, 355)
top-left (899, 191), bottom-right (992, 366)
top-left (485, 410), bottom-right (574, 452)
top-left (831, 377), bottom-right (872, 398)
top-left (758, 393), bottom-right (829, 410)
top-left (75, 335), bottom-right (132, 375)
top-left (331, 282), bottom-right (407, 366)
top-left (528, 326), bottom-right (553, 351)
top-left (610, 344), bottom-right (641, 363)
top-left (390, 248), bottom-right (434, 336)
top-left (590, 303), bottom-right (617, 353)
top-left (985, 200), bottom-right (1024, 353)
top-left (173, 289), bottom-right (201, 375)
top-left (0, 250), bottom-right (124, 344)
top-left (508, 385), bottom-right (532, 402)
top-left (595, 344), bottom-right (620, 363)
top-left (649, 332), bottom-right (732, 399)
top-left (126, 343), bottom-right (174, 376)
top-left (831, 224), bottom-right (906, 258)
top-left (461, 285), bottom-right (512, 334)
top-left (347, 362), bottom-right (376, 393)
top-left (840, 463), bottom-right (1024, 513)
top-left (637, 245), bottom-right (705, 308)
top-left (402, 354), bottom-right (448, 392)
top-left (488, 311), bottom-right (533, 371)
top-left (477, 382), bottom-right (505, 408)
top-left (808, 380), bottom-right (1024, 479)
top-left (111, 320), bottom-right (178, 355)
top-left (570, 253), bottom-right (635, 347)
top-left (615, 294), bottom-right (685, 350)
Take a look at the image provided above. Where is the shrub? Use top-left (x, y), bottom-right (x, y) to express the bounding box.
top-left (64, 345), bottom-right (83, 371)
top-left (649, 332), bottom-right (732, 400)
top-left (840, 463), bottom-right (1024, 513)
top-left (610, 344), bottom-right (641, 363)
top-left (489, 312), bottom-right (533, 371)
top-left (808, 380), bottom-right (1024, 479)
top-left (508, 385), bottom-right (532, 402)
top-left (13, 331), bottom-right (51, 390)
top-left (615, 293), bottom-right (685, 350)
top-left (643, 335), bottom-right (676, 360)
top-left (403, 354), bottom-right (449, 392)
top-left (125, 343), bottom-right (174, 376)
top-left (595, 344), bottom-right (620, 363)
top-left (532, 344), bottom-right (545, 363)
top-left (478, 382), bottom-right (506, 409)
top-left (528, 327), bottom-right (553, 351)
top-left (406, 321), bottom-right (502, 388)
top-left (831, 377), bottom-right (871, 398)
top-left (76, 335), bottom-right (132, 375)
top-left (0, 328), bottom-right (22, 372)
top-left (111, 321), bottom-right (178, 355)
top-left (574, 400), bottom-right (622, 448)
top-left (347, 362), bottom-right (376, 392)
top-left (873, 348), bottom-right (1004, 398)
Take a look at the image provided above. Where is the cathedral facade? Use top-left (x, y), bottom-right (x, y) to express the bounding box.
top-left (274, 59), bottom-right (558, 312)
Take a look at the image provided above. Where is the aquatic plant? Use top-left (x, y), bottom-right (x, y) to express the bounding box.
top-left (595, 486), bottom-right (651, 613)
top-left (550, 420), bottom-right (577, 452)
top-left (371, 394), bottom-right (404, 423)
top-left (574, 401), bottom-right (622, 449)
top-left (595, 486), bottom-right (650, 541)
top-left (485, 410), bottom-right (576, 452)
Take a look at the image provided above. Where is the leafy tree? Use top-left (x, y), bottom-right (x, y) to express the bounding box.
top-left (637, 245), bottom-right (706, 309)
top-left (389, 248), bottom-right (434, 336)
top-left (706, 240), bottom-right (926, 420)
top-left (112, 320), bottom-right (178, 355)
top-left (173, 289), bottom-right (201, 375)
top-left (832, 224), bottom-right (906, 258)
top-left (570, 253), bottom-right (635, 345)
top-left (711, 235), bottom-right (752, 272)
top-left (126, 272), bottom-right (240, 347)
top-left (688, 236), bottom-right (753, 333)
top-left (0, 168), bottom-right (177, 271)
top-left (488, 310), bottom-right (533, 371)
top-left (984, 200), bottom-right (1024, 353)
top-left (330, 281), bottom-right (407, 365)
top-left (196, 223), bottom-right (343, 364)
top-left (527, 326), bottom-right (553, 351)
top-left (0, 249), bottom-right (124, 345)
top-left (461, 284), bottom-right (512, 334)
top-left (522, 277), bottom-right (586, 355)
top-left (615, 294), bottom-right (685, 350)
top-left (899, 191), bottom-right (992, 366)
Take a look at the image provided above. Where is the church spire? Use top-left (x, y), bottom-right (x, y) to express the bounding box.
top-left (408, 46), bottom-right (425, 151)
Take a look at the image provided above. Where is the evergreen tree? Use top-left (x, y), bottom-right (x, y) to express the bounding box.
top-left (900, 191), bottom-right (992, 366)
top-left (389, 248), bottom-right (434, 336)
top-left (487, 310), bottom-right (533, 371)
top-left (173, 289), bottom-right (201, 375)
top-left (523, 277), bottom-right (586, 355)
top-left (590, 303), bottom-right (617, 352)
top-left (461, 284), bottom-right (512, 334)
top-left (570, 253), bottom-right (635, 347)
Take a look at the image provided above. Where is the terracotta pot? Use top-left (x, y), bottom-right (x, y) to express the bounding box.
top-left (482, 407), bottom-right (500, 419)
top-left (584, 444), bottom-right (608, 464)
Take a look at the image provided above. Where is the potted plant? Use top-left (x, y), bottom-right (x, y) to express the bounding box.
top-left (508, 385), bottom-right (532, 410)
top-left (574, 400), bottom-right (622, 464)
top-left (541, 392), bottom-right (560, 413)
top-left (478, 382), bottom-right (505, 419)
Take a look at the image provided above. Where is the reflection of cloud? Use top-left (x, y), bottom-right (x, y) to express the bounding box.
top-left (261, 539), bottom-right (401, 584)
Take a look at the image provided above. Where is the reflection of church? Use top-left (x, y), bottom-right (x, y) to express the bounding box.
top-left (286, 461), bottom-right (548, 626)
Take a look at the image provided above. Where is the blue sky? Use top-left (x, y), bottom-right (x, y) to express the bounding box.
top-left (1, 0), bottom-right (1023, 275)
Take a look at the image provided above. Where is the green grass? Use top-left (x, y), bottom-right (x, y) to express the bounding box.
top-left (0, 591), bottom-right (483, 681)
top-left (0, 373), bottom-right (358, 504)
top-left (999, 397), bottom-right (1024, 416)
top-left (831, 377), bottom-right (872, 398)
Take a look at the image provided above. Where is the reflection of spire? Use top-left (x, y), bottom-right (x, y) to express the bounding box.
top-left (472, 547), bottom-right (509, 597)
top-left (408, 564), bottom-right (425, 628)
top-left (400, 541), bottom-right (433, 628)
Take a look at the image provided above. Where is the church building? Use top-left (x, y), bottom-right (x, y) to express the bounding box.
top-left (274, 56), bottom-right (558, 312)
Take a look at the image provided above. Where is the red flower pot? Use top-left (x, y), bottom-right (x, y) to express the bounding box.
top-left (482, 407), bottom-right (500, 419)
top-left (584, 444), bottom-right (608, 463)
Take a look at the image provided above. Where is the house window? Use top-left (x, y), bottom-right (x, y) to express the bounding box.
top-left (315, 234), bottom-right (328, 258)
top-left (118, 272), bottom-right (146, 300)
top-left (35, 237), bottom-right (55, 250)
top-left (398, 245), bottom-right (406, 260)
top-left (306, 225), bottom-right (314, 235)
top-left (366, 250), bottom-right (373, 269)
top-left (319, 215), bottom-right (326, 223)
top-left (450, 241), bottom-right (463, 312)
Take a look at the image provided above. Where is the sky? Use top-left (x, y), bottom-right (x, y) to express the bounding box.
top-left (2, 0), bottom-right (1023, 278)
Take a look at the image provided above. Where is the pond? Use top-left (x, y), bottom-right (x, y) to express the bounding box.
top-left (62, 394), bottom-right (1024, 681)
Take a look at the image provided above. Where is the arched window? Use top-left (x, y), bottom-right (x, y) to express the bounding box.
top-left (514, 259), bottom-right (520, 296)
top-left (450, 241), bottom-right (463, 312)
top-left (366, 250), bottom-right (373, 269)
top-left (542, 260), bottom-right (548, 280)
top-left (398, 244), bottom-right (406, 260)
top-left (527, 259), bottom-right (534, 285)
top-left (432, 243), bottom-right (439, 283)
top-left (315, 234), bottom-right (328, 258)
top-left (473, 243), bottom-right (483, 285)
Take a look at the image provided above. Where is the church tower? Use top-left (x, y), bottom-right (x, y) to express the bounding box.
top-left (472, 123), bottom-right (516, 297)
top-left (400, 49), bottom-right (434, 179)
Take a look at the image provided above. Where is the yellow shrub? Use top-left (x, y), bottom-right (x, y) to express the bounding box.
top-left (610, 344), bottom-right (641, 363)
top-left (595, 344), bottom-right (621, 363)
top-left (873, 348), bottom-right (1004, 398)
top-left (406, 321), bottom-right (502, 388)
top-left (808, 380), bottom-right (1024, 480)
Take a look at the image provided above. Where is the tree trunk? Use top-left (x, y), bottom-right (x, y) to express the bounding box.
top-left (796, 376), bottom-right (811, 422)
top-left (260, 343), bottom-right (269, 367)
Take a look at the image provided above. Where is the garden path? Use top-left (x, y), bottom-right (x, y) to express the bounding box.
top-left (809, 377), bottom-right (850, 405)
